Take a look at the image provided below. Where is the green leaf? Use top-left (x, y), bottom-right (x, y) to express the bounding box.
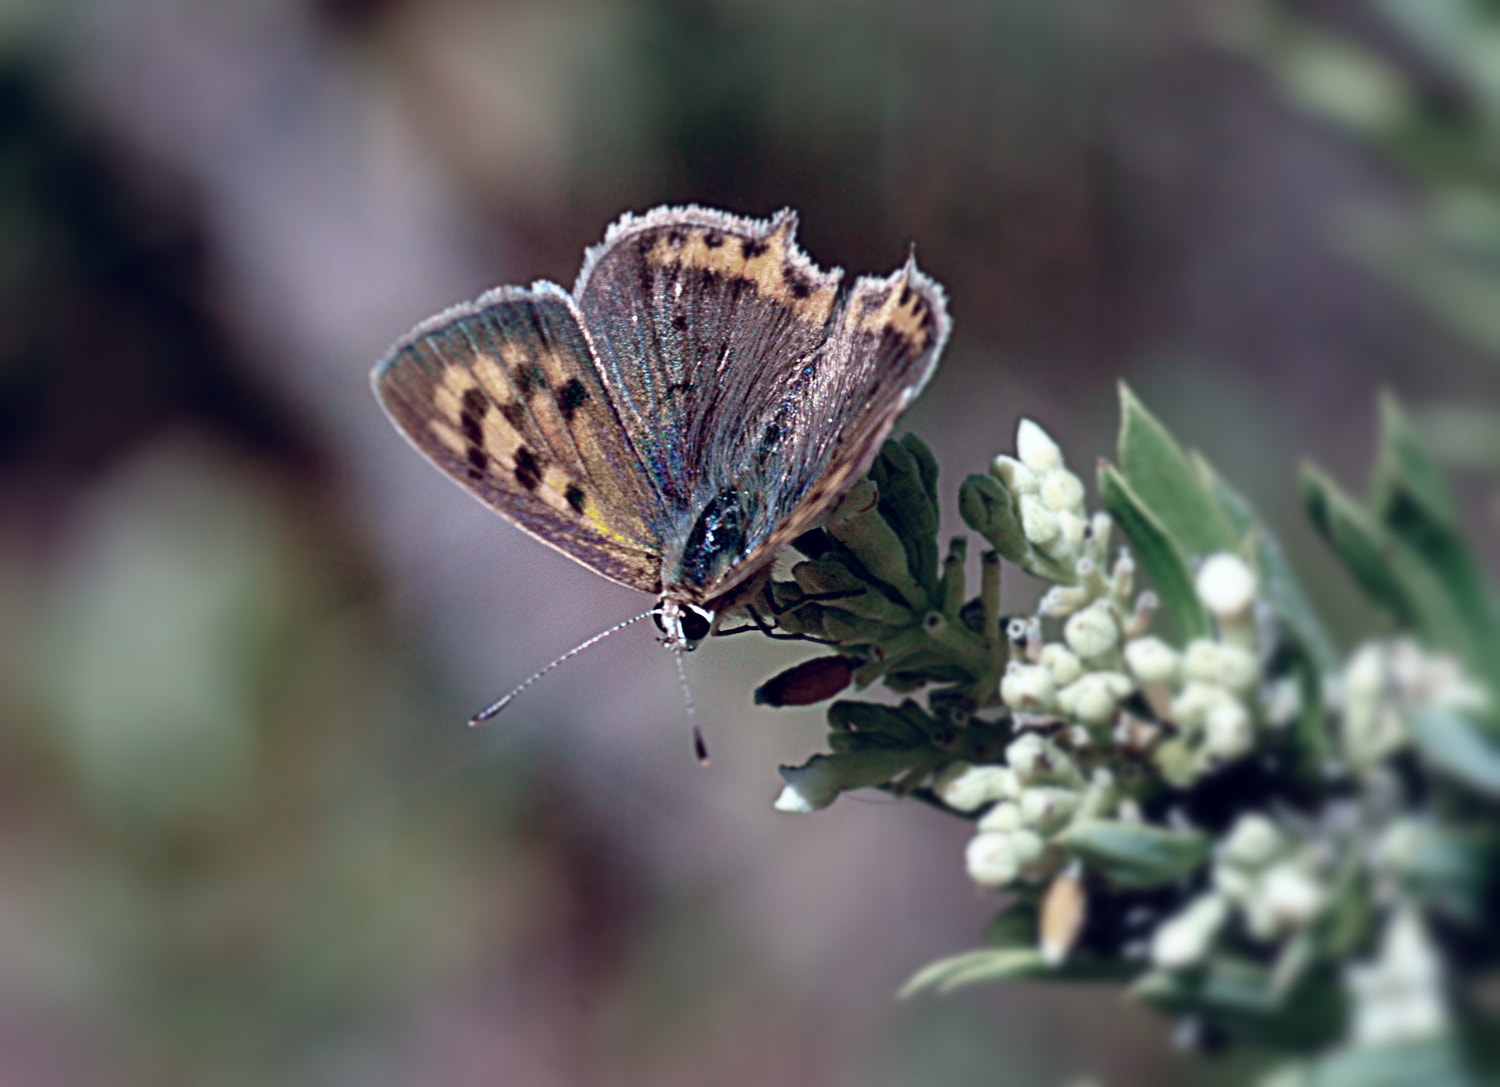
top-left (897, 948), bottom-right (1051, 997)
top-left (1056, 819), bottom-right (1210, 888)
top-left (1409, 707), bottom-right (1500, 799)
top-left (985, 901), bottom-right (1038, 948)
top-left (1386, 821), bottom-right (1497, 928)
top-left (1371, 394), bottom-right (1500, 686)
top-left (1098, 463), bottom-right (1211, 642)
top-left (776, 746), bottom-right (945, 812)
top-left (1117, 384), bottom-right (1238, 557)
top-left (828, 699), bottom-right (938, 746)
top-left (1372, 392), bottom-right (1459, 524)
top-left (1301, 464), bottom-right (1478, 666)
top-left (1133, 957), bottom-right (1346, 1050)
top-left (1197, 452), bottom-right (1341, 676)
top-left (1280, 1038), bottom-right (1472, 1087)
top-left (899, 432), bottom-right (940, 505)
top-left (1302, 463), bottom-right (1415, 623)
top-left (897, 946), bottom-right (1130, 997)
top-left (870, 439), bottom-right (941, 596)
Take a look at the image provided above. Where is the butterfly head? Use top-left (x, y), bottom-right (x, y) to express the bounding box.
top-left (654, 598), bottom-right (714, 651)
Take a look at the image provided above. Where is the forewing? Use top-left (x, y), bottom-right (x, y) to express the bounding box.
top-left (372, 284), bottom-right (664, 593)
top-left (573, 205), bottom-right (844, 512)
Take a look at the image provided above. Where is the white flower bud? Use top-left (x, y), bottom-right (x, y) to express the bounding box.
top-left (1019, 495), bottom-right (1059, 547)
top-left (1107, 548), bottom-right (1134, 600)
top-left (1348, 910), bottom-right (1450, 1046)
top-left (1039, 643), bottom-right (1084, 688)
top-left (1196, 553), bottom-right (1257, 619)
top-left (966, 831), bottom-right (1022, 887)
top-left (1016, 419), bottom-right (1064, 473)
top-left (1221, 814), bottom-right (1284, 870)
top-left (1212, 864), bottom-right (1254, 902)
top-left (1064, 603), bottom-right (1120, 660)
top-left (1170, 681), bottom-right (1233, 730)
top-left (966, 828), bottom-right (1047, 887)
top-left (1039, 468), bottom-right (1086, 515)
top-left (933, 763), bottom-right (1014, 812)
top-left (1124, 636), bottom-right (1181, 687)
top-left (1151, 893), bottom-right (1229, 969)
top-left (1059, 672), bottom-right (1133, 726)
top-left (1006, 732), bottom-right (1082, 787)
top-left (991, 454), bottom-right (1040, 495)
top-left (1001, 663), bottom-right (1057, 713)
top-left (1048, 510), bottom-right (1087, 562)
top-left (1075, 768), bottom-right (1118, 822)
top-left (978, 800), bottom-right (1024, 833)
top-left (1261, 677), bottom-right (1302, 728)
top-left (1038, 584), bottom-right (1090, 618)
top-left (1008, 828), bottom-right (1047, 871)
top-left (1343, 642), bottom-right (1406, 771)
top-left (1090, 513), bottom-right (1113, 554)
top-left (1203, 699), bottom-right (1253, 761)
top-left (1183, 639), bottom-right (1259, 696)
top-left (1260, 861), bottom-right (1326, 929)
top-left (1019, 786), bottom-right (1079, 832)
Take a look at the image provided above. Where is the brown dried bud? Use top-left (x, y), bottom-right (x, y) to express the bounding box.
top-left (754, 655), bottom-right (856, 707)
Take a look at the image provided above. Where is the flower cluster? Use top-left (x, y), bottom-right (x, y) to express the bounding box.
top-left (1151, 813), bottom-right (1330, 969)
top-left (758, 389), bottom-right (1500, 1080)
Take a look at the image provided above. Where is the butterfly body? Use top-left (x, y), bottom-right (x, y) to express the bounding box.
top-left (374, 206), bottom-right (949, 652)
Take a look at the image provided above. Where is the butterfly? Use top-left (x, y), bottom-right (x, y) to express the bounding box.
top-left (372, 205), bottom-right (949, 709)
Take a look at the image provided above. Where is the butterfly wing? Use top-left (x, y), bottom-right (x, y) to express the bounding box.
top-left (373, 283), bottom-right (665, 594)
top-left (574, 206), bottom-right (948, 604)
top-left (710, 259), bottom-right (949, 600)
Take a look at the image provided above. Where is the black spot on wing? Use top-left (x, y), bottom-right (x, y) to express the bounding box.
top-left (460, 388), bottom-right (486, 446)
top-left (500, 401), bottom-right (527, 431)
top-left (565, 485), bottom-right (586, 513)
top-left (786, 267), bottom-right (812, 299)
top-left (741, 237), bottom-right (768, 259)
top-left (518, 365), bottom-right (548, 394)
top-left (704, 230), bottom-right (723, 248)
top-left (514, 446), bottom-right (542, 491)
top-left (559, 378), bottom-right (590, 420)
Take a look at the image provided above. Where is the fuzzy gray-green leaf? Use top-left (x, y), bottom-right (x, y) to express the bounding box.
top-left (1284, 1038), bottom-right (1472, 1087)
top-left (1098, 463), bottom-right (1211, 643)
top-left (1117, 384), bottom-right (1238, 557)
top-left (1409, 707), bottom-right (1500, 799)
top-left (1301, 464), bottom-right (1478, 667)
top-left (897, 948), bottom-right (1051, 997)
top-left (1133, 957), bottom-right (1346, 1049)
top-left (1371, 394), bottom-right (1500, 687)
top-left (871, 439), bottom-right (941, 595)
top-left (1057, 819), bottom-right (1210, 888)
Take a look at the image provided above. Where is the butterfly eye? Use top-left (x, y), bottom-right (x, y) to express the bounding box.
top-left (680, 607), bottom-right (713, 643)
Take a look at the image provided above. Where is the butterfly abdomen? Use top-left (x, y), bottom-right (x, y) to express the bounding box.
top-left (676, 486), bottom-right (759, 590)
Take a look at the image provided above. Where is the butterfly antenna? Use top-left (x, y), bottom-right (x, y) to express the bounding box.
top-left (469, 609), bottom-right (655, 726)
top-left (673, 645), bottom-right (709, 766)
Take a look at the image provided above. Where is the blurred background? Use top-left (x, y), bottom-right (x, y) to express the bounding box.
top-left (2, 0), bottom-right (1498, 1083)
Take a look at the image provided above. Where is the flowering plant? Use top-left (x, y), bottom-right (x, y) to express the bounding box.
top-left (742, 387), bottom-right (1499, 1085)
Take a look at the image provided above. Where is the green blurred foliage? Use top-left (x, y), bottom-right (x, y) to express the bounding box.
top-left (1225, 0), bottom-right (1500, 476)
